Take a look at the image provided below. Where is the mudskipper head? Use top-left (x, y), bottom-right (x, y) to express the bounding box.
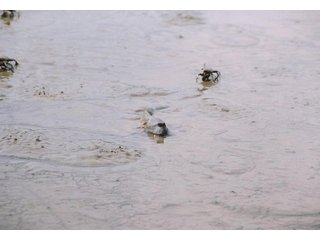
top-left (155, 122), bottom-right (168, 136)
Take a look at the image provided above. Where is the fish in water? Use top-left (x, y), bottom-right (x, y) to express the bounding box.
top-left (142, 108), bottom-right (168, 136)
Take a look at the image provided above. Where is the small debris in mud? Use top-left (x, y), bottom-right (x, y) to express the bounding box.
top-left (36, 87), bottom-right (47, 96)
top-left (220, 108), bottom-right (230, 112)
top-left (0, 128), bottom-right (48, 151)
top-left (197, 64), bottom-right (220, 82)
top-left (107, 145), bottom-right (128, 154)
top-left (0, 57), bottom-right (19, 73)
top-left (205, 101), bottom-right (233, 114)
top-left (168, 12), bottom-right (204, 26)
top-left (33, 86), bottom-right (65, 98)
top-left (82, 141), bottom-right (142, 165)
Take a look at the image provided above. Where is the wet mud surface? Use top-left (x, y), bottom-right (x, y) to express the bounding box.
top-left (0, 11), bottom-right (320, 229)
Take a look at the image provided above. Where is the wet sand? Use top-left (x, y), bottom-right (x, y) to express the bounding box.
top-left (0, 11), bottom-right (320, 229)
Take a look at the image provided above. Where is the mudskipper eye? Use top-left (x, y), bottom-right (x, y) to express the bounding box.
top-left (157, 123), bottom-right (166, 127)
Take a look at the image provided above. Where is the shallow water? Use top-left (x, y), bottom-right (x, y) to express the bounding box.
top-left (0, 11), bottom-right (320, 229)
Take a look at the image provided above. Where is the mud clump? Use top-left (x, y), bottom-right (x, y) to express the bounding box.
top-left (1, 10), bottom-right (19, 25)
top-left (1, 10), bottom-right (18, 19)
top-left (0, 128), bottom-right (49, 153)
top-left (0, 127), bottom-right (142, 167)
top-left (79, 141), bottom-right (142, 166)
top-left (0, 58), bottom-right (19, 73)
top-left (197, 65), bottom-right (220, 82)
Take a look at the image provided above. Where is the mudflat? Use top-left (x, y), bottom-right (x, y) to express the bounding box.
top-left (0, 11), bottom-right (320, 229)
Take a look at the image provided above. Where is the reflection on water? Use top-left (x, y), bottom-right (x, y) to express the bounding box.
top-left (198, 80), bottom-right (218, 92)
top-left (147, 133), bottom-right (166, 144)
top-left (0, 11), bottom-right (320, 229)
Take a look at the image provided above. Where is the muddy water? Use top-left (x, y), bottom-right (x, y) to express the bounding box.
top-left (1, 11), bottom-right (320, 229)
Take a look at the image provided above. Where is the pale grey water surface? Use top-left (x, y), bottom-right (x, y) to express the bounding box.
top-left (0, 11), bottom-right (320, 229)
